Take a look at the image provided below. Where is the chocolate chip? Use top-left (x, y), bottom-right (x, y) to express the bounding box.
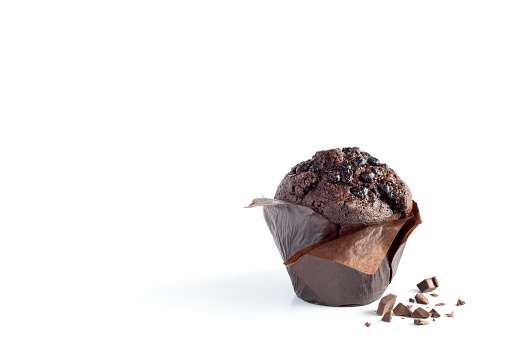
top-left (293, 160), bottom-right (313, 174)
top-left (371, 186), bottom-right (381, 198)
top-left (364, 322), bottom-right (371, 327)
top-left (339, 161), bottom-right (353, 184)
top-left (378, 184), bottom-right (394, 199)
top-left (340, 169), bottom-right (353, 184)
top-left (360, 171), bottom-right (375, 183)
top-left (351, 155), bottom-right (367, 167)
top-left (368, 157), bottom-right (380, 165)
top-left (371, 167), bottom-right (382, 176)
top-left (294, 172), bottom-right (318, 198)
top-left (457, 299), bottom-right (466, 306)
top-left (409, 298), bottom-right (415, 303)
top-left (351, 186), bottom-right (369, 198)
top-left (342, 147), bottom-right (359, 153)
top-left (308, 164), bottom-right (320, 173)
top-left (327, 169), bottom-right (341, 184)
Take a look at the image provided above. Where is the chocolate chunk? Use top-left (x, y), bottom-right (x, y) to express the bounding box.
top-left (376, 293), bottom-right (397, 315)
top-left (414, 319), bottom-right (429, 325)
top-left (412, 307), bottom-right (430, 318)
top-left (368, 157), bottom-right (380, 165)
top-left (445, 311), bottom-right (455, 317)
top-left (457, 299), bottom-right (466, 306)
top-left (352, 155), bottom-right (367, 167)
top-left (435, 303), bottom-right (445, 306)
top-left (417, 276), bottom-right (439, 293)
top-left (351, 186), bottom-right (368, 198)
top-left (415, 293), bottom-right (429, 305)
top-left (409, 297), bottom-right (415, 303)
top-left (381, 310), bottom-right (393, 323)
top-left (364, 322), bottom-right (371, 327)
top-left (393, 303), bottom-right (412, 317)
top-left (360, 171), bottom-right (375, 183)
top-left (430, 309), bottom-right (441, 318)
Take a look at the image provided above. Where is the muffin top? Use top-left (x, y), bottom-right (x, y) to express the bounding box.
top-left (274, 147), bottom-right (412, 236)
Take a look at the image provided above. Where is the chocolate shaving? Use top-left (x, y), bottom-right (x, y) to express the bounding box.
top-left (435, 303), bottom-right (445, 306)
top-left (430, 293), bottom-right (439, 297)
top-left (457, 299), bottom-right (466, 306)
top-left (414, 319), bottom-right (429, 325)
top-left (445, 311), bottom-right (455, 317)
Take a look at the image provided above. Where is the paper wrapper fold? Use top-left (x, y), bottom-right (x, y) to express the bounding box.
top-left (247, 198), bottom-right (422, 306)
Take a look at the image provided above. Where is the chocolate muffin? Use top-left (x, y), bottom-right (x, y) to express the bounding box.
top-left (274, 147), bottom-right (412, 236)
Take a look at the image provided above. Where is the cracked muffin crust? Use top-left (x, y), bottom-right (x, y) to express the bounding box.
top-left (274, 147), bottom-right (413, 236)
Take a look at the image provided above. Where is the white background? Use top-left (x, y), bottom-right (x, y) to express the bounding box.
top-left (1, 1), bottom-right (508, 338)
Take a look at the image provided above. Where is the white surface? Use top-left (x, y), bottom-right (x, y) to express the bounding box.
top-left (1, 1), bottom-right (507, 338)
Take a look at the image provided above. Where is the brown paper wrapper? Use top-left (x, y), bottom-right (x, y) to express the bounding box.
top-left (247, 198), bottom-right (422, 306)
